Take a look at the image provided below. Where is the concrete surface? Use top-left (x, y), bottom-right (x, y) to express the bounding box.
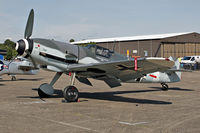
top-left (0, 70), bottom-right (200, 133)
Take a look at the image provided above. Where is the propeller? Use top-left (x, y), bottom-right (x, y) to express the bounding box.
top-left (14, 9), bottom-right (37, 69)
top-left (15, 9), bottom-right (34, 56)
top-left (24, 9), bottom-right (34, 39)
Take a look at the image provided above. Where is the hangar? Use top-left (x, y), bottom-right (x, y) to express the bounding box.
top-left (72, 32), bottom-right (200, 58)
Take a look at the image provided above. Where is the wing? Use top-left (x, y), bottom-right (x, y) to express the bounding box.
top-left (67, 57), bottom-right (174, 86)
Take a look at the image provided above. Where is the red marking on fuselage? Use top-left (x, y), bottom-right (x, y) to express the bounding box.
top-left (149, 74), bottom-right (157, 78)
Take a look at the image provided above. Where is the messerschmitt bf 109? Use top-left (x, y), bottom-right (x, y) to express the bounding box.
top-left (0, 57), bottom-right (39, 80)
top-left (13, 9), bottom-right (181, 102)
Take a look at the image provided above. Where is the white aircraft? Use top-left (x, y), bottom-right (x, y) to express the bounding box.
top-left (12, 9), bottom-right (182, 102)
top-left (0, 57), bottom-right (39, 80)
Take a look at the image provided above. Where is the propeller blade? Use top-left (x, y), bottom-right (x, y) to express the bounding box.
top-left (24, 9), bottom-right (34, 39)
top-left (25, 50), bottom-right (38, 69)
top-left (7, 54), bottom-right (19, 67)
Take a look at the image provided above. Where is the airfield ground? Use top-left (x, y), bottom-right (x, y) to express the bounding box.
top-left (0, 70), bottom-right (200, 133)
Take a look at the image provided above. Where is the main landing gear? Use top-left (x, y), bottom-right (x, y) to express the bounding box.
top-left (63, 73), bottom-right (79, 102)
top-left (37, 72), bottom-right (79, 102)
top-left (63, 86), bottom-right (79, 102)
top-left (161, 83), bottom-right (168, 91)
top-left (9, 75), bottom-right (16, 81)
top-left (11, 75), bottom-right (17, 81)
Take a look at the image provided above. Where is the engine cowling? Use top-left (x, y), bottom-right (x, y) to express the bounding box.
top-left (15, 39), bottom-right (33, 57)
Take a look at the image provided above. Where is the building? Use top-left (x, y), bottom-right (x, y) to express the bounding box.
top-left (72, 32), bottom-right (200, 58)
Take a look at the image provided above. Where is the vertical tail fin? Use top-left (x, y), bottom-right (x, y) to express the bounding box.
top-left (168, 56), bottom-right (181, 80)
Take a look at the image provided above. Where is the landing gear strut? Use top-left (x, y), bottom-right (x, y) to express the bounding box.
top-left (37, 72), bottom-right (79, 102)
top-left (11, 76), bottom-right (16, 81)
top-left (9, 75), bottom-right (16, 81)
top-left (63, 72), bottom-right (79, 102)
top-left (161, 83), bottom-right (168, 91)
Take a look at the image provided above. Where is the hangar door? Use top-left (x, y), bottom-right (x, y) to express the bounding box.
top-left (161, 43), bottom-right (200, 58)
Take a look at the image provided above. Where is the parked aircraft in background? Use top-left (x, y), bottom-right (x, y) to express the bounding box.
top-left (0, 57), bottom-right (39, 80)
top-left (13, 9), bottom-right (182, 102)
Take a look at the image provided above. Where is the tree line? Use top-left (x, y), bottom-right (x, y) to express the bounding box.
top-left (0, 39), bottom-right (17, 60)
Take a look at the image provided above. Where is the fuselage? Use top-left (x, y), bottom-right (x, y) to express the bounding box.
top-left (17, 38), bottom-right (127, 72)
top-left (15, 38), bottom-right (180, 83)
top-left (0, 59), bottom-right (39, 76)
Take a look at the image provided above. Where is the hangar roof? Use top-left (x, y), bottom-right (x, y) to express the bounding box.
top-left (71, 32), bottom-right (194, 44)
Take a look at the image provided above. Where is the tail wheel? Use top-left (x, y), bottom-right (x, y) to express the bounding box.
top-left (161, 83), bottom-right (168, 91)
top-left (38, 88), bottom-right (50, 98)
top-left (63, 86), bottom-right (79, 102)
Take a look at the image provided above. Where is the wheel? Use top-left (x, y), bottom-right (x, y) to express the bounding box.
top-left (63, 86), bottom-right (79, 102)
top-left (161, 83), bottom-right (168, 91)
top-left (37, 83), bottom-right (54, 98)
top-left (38, 83), bottom-right (54, 98)
top-left (38, 88), bottom-right (50, 98)
top-left (11, 76), bottom-right (16, 81)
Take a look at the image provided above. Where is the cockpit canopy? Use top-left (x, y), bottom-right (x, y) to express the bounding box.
top-left (86, 45), bottom-right (114, 58)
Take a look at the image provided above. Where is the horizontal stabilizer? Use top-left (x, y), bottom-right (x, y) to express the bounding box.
top-left (168, 56), bottom-right (192, 72)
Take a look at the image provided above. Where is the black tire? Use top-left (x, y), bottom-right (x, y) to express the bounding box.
top-left (63, 86), bottom-right (79, 102)
top-left (38, 88), bottom-right (50, 98)
top-left (161, 83), bottom-right (168, 91)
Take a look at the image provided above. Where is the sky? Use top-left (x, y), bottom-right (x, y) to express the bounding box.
top-left (1, 0), bottom-right (200, 43)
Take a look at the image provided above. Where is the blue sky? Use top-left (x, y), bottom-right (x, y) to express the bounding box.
top-left (1, 0), bottom-right (200, 43)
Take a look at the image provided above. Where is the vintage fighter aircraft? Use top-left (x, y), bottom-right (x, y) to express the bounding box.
top-left (0, 57), bottom-right (39, 80)
top-left (13, 9), bottom-right (180, 102)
